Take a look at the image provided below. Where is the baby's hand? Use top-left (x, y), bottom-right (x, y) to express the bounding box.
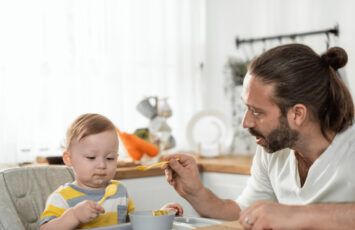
top-left (72, 200), bottom-right (105, 224)
top-left (161, 202), bottom-right (184, 216)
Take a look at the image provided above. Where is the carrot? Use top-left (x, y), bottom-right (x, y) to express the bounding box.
top-left (116, 128), bottom-right (159, 160)
top-left (118, 132), bottom-right (144, 160)
top-left (128, 133), bottom-right (158, 157)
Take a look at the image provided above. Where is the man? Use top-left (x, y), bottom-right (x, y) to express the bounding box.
top-left (164, 44), bottom-right (355, 229)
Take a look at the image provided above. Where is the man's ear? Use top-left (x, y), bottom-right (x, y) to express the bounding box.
top-left (288, 104), bottom-right (307, 127)
top-left (62, 150), bottom-right (72, 166)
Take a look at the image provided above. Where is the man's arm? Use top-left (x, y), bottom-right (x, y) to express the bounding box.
top-left (301, 203), bottom-right (355, 229)
top-left (187, 186), bottom-right (241, 220)
top-left (239, 201), bottom-right (355, 229)
top-left (164, 153), bottom-right (241, 220)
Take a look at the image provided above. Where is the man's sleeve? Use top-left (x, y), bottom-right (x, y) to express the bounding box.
top-left (235, 146), bottom-right (277, 210)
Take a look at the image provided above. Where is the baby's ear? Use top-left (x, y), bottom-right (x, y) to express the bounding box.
top-left (62, 150), bottom-right (72, 166)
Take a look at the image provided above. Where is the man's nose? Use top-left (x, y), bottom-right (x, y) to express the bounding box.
top-left (242, 110), bottom-right (255, 128)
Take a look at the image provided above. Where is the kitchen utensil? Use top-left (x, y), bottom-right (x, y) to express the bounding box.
top-left (136, 158), bottom-right (179, 171)
top-left (136, 97), bottom-right (158, 119)
top-left (157, 97), bottom-right (172, 118)
top-left (149, 116), bottom-right (171, 133)
top-left (135, 160), bottom-right (169, 171)
top-left (97, 184), bottom-right (117, 205)
top-left (129, 210), bottom-right (175, 230)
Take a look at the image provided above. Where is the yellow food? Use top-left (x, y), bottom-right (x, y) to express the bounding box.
top-left (152, 210), bottom-right (169, 216)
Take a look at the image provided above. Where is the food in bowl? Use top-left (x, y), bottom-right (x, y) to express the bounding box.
top-left (129, 210), bottom-right (175, 230)
top-left (152, 209), bottom-right (169, 216)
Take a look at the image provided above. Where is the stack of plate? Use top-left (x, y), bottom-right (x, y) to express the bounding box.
top-left (186, 110), bottom-right (233, 157)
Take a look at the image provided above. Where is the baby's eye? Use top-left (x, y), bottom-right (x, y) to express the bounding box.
top-left (86, 156), bottom-right (96, 160)
top-left (106, 157), bottom-right (115, 161)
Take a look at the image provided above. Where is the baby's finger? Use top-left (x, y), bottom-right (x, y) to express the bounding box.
top-left (94, 204), bottom-right (105, 213)
top-left (174, 206), bottom-right (183, 216)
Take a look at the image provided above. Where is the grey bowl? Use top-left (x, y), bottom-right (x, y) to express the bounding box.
top-left (129, 210), bottom-right (175, 230)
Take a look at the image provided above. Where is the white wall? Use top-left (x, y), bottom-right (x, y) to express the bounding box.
top-left (203, 0), bottom-right (355, 113)
top-left (0, 1), bottom-right (205, 164)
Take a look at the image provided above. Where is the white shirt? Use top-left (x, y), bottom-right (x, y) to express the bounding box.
top-left (236, 125), bottom-right (355, 210)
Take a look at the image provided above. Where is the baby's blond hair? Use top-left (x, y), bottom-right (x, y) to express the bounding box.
top-left (65, 113), bottom-right (117, 149)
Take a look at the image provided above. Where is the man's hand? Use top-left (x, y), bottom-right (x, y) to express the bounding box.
top-left (239, 201), bottom-right (301, 230)
top-left (163, 153), bottom-right (204, 198)
top-left (163, 153), bottom-right (241, 220)
top-left (72, 200), bottom-right (105, 224)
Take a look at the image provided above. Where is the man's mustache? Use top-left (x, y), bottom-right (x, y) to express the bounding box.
top-left (248, 128), bottom-right (264, 138)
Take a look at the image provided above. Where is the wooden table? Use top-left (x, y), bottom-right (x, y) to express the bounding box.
top-left (196, 220), bottom-right (244, 229)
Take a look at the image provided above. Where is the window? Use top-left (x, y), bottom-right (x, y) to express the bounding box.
top-left (0, 0), bottom-right (205, 163)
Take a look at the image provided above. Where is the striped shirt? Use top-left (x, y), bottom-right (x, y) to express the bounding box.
top-left (40, 180), bottom-right (135, 229)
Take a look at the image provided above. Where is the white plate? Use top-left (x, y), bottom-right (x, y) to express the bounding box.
top-left (186, 110), bottom-right (232, 157)
top-left (174, 217), bottom-right (222, 229)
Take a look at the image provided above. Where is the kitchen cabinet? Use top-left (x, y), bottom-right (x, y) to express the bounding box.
top-left (121, 176), bottom-right (199, 216)
top-left (116, 155), bottom-right (252, 216)
top-left (202, 172), bottom-right (249, 199)
top-left (121, 172), bottom-right (250, 217)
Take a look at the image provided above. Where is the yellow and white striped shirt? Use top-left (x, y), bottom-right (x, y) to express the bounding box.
top-left (40, 180), bottom-right (135, 229)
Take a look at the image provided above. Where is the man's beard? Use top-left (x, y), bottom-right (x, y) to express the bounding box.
top-left (248, 115), bottom-right (299, 153)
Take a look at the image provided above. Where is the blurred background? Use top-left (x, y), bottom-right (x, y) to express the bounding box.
top-left (0, 0), bottom-right (354, 165)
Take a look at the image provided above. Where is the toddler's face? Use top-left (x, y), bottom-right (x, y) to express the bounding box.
top-left (64, 130), bottom-right (119, 189)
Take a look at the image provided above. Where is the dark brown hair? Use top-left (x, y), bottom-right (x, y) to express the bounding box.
top-left (65, 113), bottom-right (117, 149)
top-left (249, 43), bottom-right (354, 139)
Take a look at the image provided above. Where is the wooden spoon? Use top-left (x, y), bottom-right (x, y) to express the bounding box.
top-left (136, 158), bottom-right (180, 171)
top-left (135, 161), bottom-right (169, 171)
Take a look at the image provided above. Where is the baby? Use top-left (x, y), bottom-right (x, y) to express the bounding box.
top-left (40, 113), bottom-right (183, 229)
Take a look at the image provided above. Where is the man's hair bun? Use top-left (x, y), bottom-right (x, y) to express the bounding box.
top-left (321, 47), bottom-right (348, 71)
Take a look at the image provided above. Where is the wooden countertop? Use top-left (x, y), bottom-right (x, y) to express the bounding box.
top-left (196, 220), bottom-right (243, 229)
top-left (115, 155), bottom-right (253, 180)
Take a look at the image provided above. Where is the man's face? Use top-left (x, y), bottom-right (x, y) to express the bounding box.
top-left (242, 73), bottom-right (299, 153)
top-left (248, 114), bottom-right (299, 153)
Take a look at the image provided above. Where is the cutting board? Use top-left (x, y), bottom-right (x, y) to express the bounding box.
top-left (196, 220), bottom-right (244, 230)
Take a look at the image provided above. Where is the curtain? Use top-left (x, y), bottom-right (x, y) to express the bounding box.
top-left (0, 0), bottom-right (205, 163)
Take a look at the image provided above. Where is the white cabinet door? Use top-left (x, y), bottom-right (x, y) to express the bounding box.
top-left (121, 173), bottom-right (250, 217)
top-left (202, 172), bottom-right (250, 199)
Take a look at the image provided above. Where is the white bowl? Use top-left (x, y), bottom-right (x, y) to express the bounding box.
top-left (129, 210), bottom-right (175, 230)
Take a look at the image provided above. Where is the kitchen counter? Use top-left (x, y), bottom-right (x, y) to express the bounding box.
top-left (196, 220), bottom-right (243, 229)
top-left (115, 154), bottom-right (253, 180)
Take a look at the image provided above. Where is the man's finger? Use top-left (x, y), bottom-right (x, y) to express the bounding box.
top-left (168, 158), bottom-right (187, 176)
top-left (165, 168), bottom-right (173, 181)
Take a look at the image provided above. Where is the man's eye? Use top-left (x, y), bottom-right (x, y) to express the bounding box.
top-left (86, 156), bottom-right (95, 160)
top-left (248, 107), bottom-right (261, 117)
top-left (252, 111), bottom-right (261, 116)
